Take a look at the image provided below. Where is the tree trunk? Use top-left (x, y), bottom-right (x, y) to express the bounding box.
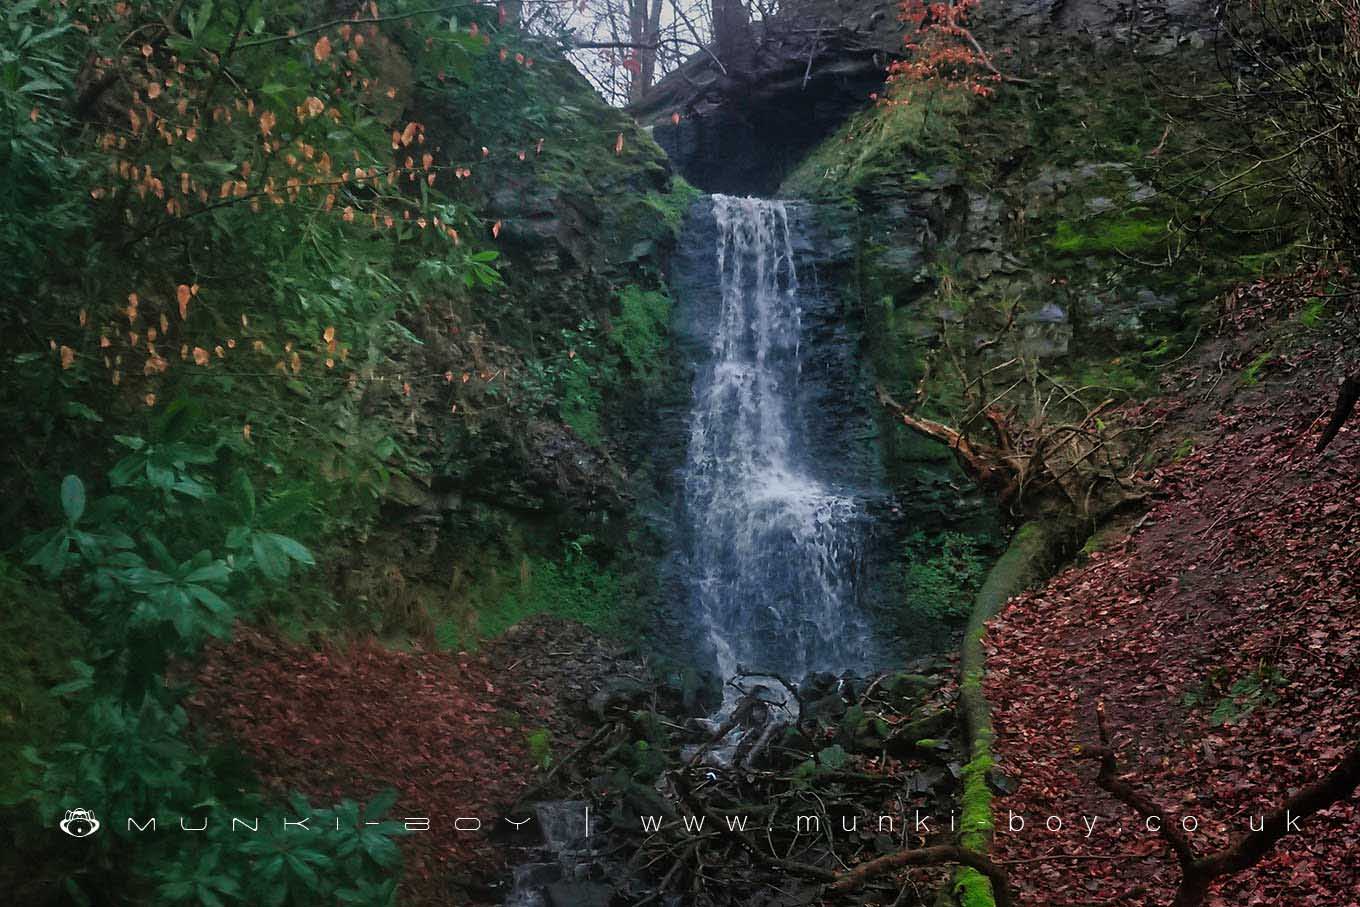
top-left (711, 0), bottom-right (753, 70)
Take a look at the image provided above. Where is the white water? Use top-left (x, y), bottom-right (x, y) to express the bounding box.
top-left (680, 195), bottom-right (877, 695)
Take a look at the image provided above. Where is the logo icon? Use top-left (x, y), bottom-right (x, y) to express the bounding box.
top-left (59, 808), bottom-right (100, 838)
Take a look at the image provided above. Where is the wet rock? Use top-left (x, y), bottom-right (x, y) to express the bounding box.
top-left (883, 710), bottom-right (954, 758)
top-left (588, 677), bottom-right (651, 721)
top-left (804, 690), bottom-right (848, 723)
top-left (545, 881), bottom-right (614, 907)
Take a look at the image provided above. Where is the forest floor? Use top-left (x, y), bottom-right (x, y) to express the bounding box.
top-left (189, 618), bottom-right (644, 904)
top-left (187, 276), bottom-right (1360, 907)
top-left (983, 277), bottom-right (1360, 906)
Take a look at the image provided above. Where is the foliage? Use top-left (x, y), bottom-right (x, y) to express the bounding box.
top-left (15, 437), bottom-right (406, 903)
top-left (0, 1), bottom-right (535, 901)
top-left (899, 529), bottom-right (992, 622)
top-left (1182, 663), bottom-right (1287, 727)
top-left (439, 534), bottom-right (627, 649)
top-left (888, 0), bottom-right (999, 99)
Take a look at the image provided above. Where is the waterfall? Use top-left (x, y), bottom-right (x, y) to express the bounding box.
top-left (678, 195), bottom-right (879, 690)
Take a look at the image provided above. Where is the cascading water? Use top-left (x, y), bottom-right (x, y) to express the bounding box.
top-left (677, 195), bottom-right (880, 691)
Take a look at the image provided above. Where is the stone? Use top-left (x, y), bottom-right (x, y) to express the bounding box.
top-left (545, 882), bottom-right (614, 907)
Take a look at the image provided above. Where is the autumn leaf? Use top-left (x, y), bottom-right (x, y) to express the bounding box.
top-left (314, 35), bottom-right (332, 62)
top-left (60, 346), bottom-right (76, 370)
top-left (323, 326), bottom-right (336, 343)
top-left (259, 110), bottom-right (276, 136)
top-left (192, 346), bottom-right (209, 366)
top-left (492, 220), bottom-right (502, 239)
top-left (614, 133), bottom-right (624, 155)
top-left (177, 284), bottom-right (191, 319)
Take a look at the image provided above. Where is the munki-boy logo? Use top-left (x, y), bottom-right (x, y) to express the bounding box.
top-left (60, 808), bottom-right (101, 838)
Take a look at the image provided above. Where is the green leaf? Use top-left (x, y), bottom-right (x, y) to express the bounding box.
top-left (251, 533), bottom-right (288, 580)
top-left (63, 401), bottom-right (103, 422)
top-left (232, 471), bottom-right (256, 522)
top-left (50, 659), bottom-right (94, 696)
top-left (60, 474), bottom-right (85, 523)
top-left (263, 532), bottom-right (314, 567)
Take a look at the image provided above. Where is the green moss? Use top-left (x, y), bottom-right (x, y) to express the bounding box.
top-left (526, 727), bottom-right (553, 770)
top-left (955, 868), bottom-right (997, 907)
top-left (1051, 214), bottom-right (1166, 255)
top-left (781, 84), bottom-right (972, 198)
top-left (611, 285), bottom-right (673, 382)
top-left (1241, 351), bottom-right (1273, 386)
top-left (560, 359), bottom-right (604, 444)
top-left (644, 176), bottom-right (702, 231)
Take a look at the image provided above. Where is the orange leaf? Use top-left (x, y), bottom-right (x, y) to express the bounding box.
top-left (491, 220), bottom-right (502, 239)
top-left (144, 393), bottom-right (156, 407)
top-left (614, 133), bottom-right (624, 155)
top-left (323, 326), bottom-right (336, 343)
top-left (60, 346), bottom-right (76, 370)
top-left (177, 284), bottom-right (191, 319)
top-left (314, 35), bottom-right (332, 62)
top-left (192, 346), bottom-right (209, 366)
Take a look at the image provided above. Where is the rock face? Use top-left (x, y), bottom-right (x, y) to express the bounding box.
top-left (996, 0), bottom-right (1218, 40)
top-left (630, 0), bottom-right (1219, 194)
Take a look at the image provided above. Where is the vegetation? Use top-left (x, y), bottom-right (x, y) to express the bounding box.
top-left (0, 0), bottom-right (687, 902)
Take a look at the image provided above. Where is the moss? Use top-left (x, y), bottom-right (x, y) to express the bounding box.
top-left (780, 84), bottom-right (972, 198)
top-left (526, 727), bottom-right (553, 770)
top-left (611, 285), bottom-right (673, 383)
top-left (560, 357), bottom-right (604, 444)
top-left (644, 176), bottom-right (702, 231)
top-left (1051, 214), bottom-right (1167, 256)
top-left (955, 867), bottom-right (998, 907)
top-left (953, 521), bottom-right (1077, 907)
top-left (1241, 351), bottom-right (1273, 386)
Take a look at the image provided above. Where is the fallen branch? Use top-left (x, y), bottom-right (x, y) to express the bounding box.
top-left (829, 844), bottom-right (1012, 907)
top-left (1315, 372), bottom-right (1360, 453)
top-left (1076, 701), bottom-right (1360, 907)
